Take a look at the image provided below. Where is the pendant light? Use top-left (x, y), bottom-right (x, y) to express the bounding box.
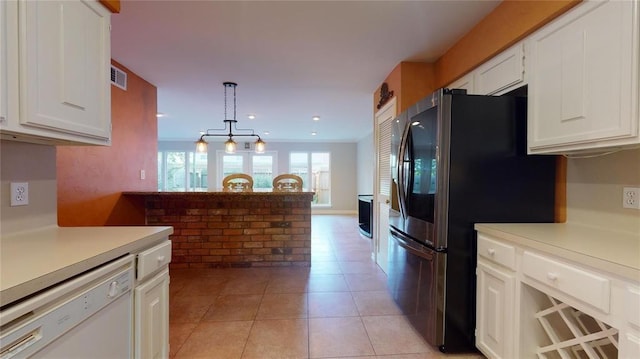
top-left (195, 82), bottom-right (265, 154)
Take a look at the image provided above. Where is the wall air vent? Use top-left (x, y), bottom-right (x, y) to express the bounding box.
top-left (110, 65), bottom-right (127, 90)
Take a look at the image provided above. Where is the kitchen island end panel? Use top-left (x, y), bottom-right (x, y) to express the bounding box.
top-left (125, 192), bottom-right (314, 268)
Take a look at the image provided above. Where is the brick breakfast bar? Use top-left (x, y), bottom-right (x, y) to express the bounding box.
top-left (124, 191), bottom-right (314, 269)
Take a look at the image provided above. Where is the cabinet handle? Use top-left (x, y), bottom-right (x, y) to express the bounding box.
top-left (487, 248), bottom-right (496, 256)
top-left (385, 199), bottom-right (390, 204)
top-left (157, 255), bottom-right (166, 264)
top-left (547, 272), bottom-right (558, 282)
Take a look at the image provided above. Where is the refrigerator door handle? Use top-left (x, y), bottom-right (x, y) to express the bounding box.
top-left (397, 122), bottom-right (411, 220)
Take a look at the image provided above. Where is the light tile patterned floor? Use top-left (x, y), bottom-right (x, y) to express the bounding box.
top-left (169, 214), bottom-right (484, 359)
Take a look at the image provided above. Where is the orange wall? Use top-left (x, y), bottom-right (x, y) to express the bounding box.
top-left (375, 0), bottom-right (580, 112)
top-left (434, 0), bottom-right (580, 88)
top-left (374, 62), bottom-right (435, 115)
top-left (57, 60), bottom-right (157, 226)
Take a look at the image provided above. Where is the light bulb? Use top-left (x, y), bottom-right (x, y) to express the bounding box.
top-left (195, 138), bottom-right (208, 153)
top-left (255, 138), bottom-right (266, 153)
top-left (224, 138), bottom-right (237, 153)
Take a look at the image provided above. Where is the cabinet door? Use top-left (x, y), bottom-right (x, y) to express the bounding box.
top-left (527, 0), bottom-right (639, 154)
top-left (19, 0), bottom-right (111, 143)
top-left (475, 43), bottom-right (525, 95)
top-left (135, 269), bottom-right (169, 359)
top-left (621, 331), bottom-right (640, 359)
top-left (448, 73), bottom-right (476, 94)
top-left (476, 261), bottom-right (515, 359)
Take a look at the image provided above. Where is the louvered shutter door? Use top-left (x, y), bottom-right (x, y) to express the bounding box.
top-left (378, 116), bottom-right (392, 197)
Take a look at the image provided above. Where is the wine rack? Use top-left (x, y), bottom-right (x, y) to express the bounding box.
top-left (535, 294), bottom-right (618, 359)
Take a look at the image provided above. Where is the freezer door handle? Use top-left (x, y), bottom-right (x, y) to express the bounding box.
top-left (390, 228), bottom-right (436, 260)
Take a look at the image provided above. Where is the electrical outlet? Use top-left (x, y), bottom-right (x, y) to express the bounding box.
top-left (140, 170), bottom-right (146, 180)
top-left (622, 187), bottom-right (640, 209)
top-left (10, 182), bottom-right (29, 206)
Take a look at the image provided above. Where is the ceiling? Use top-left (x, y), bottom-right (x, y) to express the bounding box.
top-left (110, 1), bottom-right (500, 143)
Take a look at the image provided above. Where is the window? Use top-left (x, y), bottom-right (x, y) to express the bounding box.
top-left (289, 152), bottom-right (330, 205)
top-left (252, 155), bottom-right (274, 189)
top-left (158, 151), bottom-right (207, 191)
top-left (217, 151), bottom-right (277, 190)
top-left (289, 152), bottom-right (309, 188)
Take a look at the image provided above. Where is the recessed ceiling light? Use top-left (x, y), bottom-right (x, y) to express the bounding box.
top-left (311, 131), bottom-right (317, 136)
top-left (264, 131), bottom-right (270, 135)
top-left (156, 113), bottom-right (166, 118)
top-left (312, 116), bottom-right (320, 121)
top-left (248, 114), bottom-right (256, 120)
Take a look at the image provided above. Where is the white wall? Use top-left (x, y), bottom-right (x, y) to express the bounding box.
top-left (357, 131), bottom-right (374, 196)
top-left (1, 141), bottom-right (58, 236)
top-left (159, 140), bottom-right (359, 213)
top-left (566, 147), bottom-right (640, 234)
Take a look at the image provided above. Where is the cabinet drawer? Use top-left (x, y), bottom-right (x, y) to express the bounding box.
top-left (522, 251), bottom-right (610, 313)
top-left (477, 234), bottom-right (516, 270)
top-left (137, 241), bottom-right (171, 281)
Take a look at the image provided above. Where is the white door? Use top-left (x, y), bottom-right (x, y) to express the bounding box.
top-left (374, 98), bottom-right (396, 273)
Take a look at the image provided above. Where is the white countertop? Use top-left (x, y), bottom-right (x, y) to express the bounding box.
top-left (475, 223), bottom-right (640, 281)
top-left (0, 225), bottom-right (173, 306)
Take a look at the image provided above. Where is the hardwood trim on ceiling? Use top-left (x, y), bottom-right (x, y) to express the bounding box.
top-left (99, 0), bottom-right (120, 13)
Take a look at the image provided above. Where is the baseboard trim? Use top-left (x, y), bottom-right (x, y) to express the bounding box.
top-left (311, 209), bottom-right (358, 215)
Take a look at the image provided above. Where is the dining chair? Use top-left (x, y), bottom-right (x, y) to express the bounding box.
top-left (222, 173), bottom-right (254, 192)
top-left (272, 174), bottom-right (303, 192)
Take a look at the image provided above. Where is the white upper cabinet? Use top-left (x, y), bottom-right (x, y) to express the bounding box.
top-left (448, 72), bottom-right (477, 94)
top-left (527, 0), bottom-right (639, 154)
top-left (475, 43), bottom-right (525, 96)
top-left (1, 0), bottom-right (111, 145)
top-left (447, 42), bottom-right (525, 96)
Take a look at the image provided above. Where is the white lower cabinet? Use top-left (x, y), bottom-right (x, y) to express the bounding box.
top-left (134, 240), bottom-right (172, 359)
top-left (621, 286), bottom-right (640, 358)
top-left (621, 331), bottom-right (640, 359)
top-left (476, 230), bottom-right (639, 359)
top-left (135, 269), bottom-right (169, 359)
top-left (476, 261), bottom-right (515, 359)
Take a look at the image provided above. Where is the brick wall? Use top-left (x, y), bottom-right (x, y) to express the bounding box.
top-left (138, 192), bottom-right (314, 269)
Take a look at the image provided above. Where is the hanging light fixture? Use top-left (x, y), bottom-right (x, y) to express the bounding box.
top-left (195, 82), bottom-right (265, 154)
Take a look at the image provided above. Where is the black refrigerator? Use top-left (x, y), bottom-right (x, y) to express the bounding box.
top-left (387, 88), bottom-right (556, 353)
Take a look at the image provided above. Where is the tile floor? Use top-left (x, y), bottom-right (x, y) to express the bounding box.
top-left (169, 215), bottom-right (484, 359)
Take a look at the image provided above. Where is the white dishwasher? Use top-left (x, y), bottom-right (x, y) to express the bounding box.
top-left (0, 255), bottom-right (134, 359)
